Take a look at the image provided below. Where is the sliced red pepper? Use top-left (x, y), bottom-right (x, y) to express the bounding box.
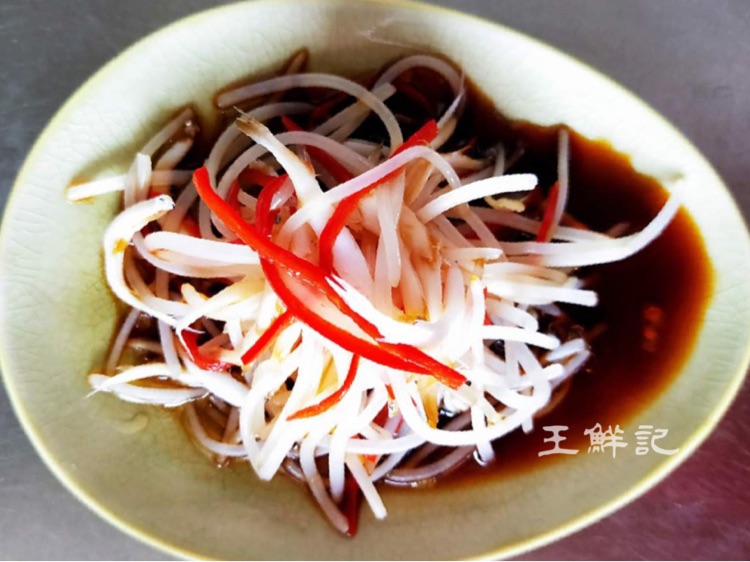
top-left (262, 247), bottom-right (465, 388)
top-left (317, 187), bottom-right (371, 272)
top-left (318, 119), bottom-right (439, 273)
top-left (239, 167), bottom-right (276, 190)
top-left (226, 180), bottom-right (242, 210)
top-left (536, 181), bottom-right (559, 243)
top-left (360, 453), bottom-right (378, 468)
top-left (227, 169), bottom-right (280, 212)
top-left (194, 167), bottom-right (334, 283)
top-left (254, 174), bottom-right (291, 237)
top-left (395, 81), bottom-right (434, 115)
top-left (307, 117), bottom-right (467, 389)
top-left (196, 166), bottom-right (383, 342)
top-left (240, 310), bottom-right (294, 365)
top-left (261, 260), bottom-right (432, 373)
top-left (194, 165), bottom-right (466, 389)
top-left (148, 185), bottom-right (169, 199)
top-left (385, 385), bottom-right (396, 402)
top-left (281, 115), bottom-right (354, 184)
top-left (309, 92), bottom-right (348, 125)
top-left (253, 172), bottom-right (441, 374)
top-left (380, 341), bottom-right (464, 388)
top-left (180, 331), bottom-right (232, 372)
top-left (373, 405), bottom-right (389, 427)
top-left (342, 470), bottom-right (362, 537)
top-left (266, 124), bottom-right (463, 388)
top-left (287, 355), bottom-right (361, 420)
top-left (179, 216), bottom-right (201, 238)
top-left (392, 119), bottom-right (439, 157)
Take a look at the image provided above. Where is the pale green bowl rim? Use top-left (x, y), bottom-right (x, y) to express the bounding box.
top-left (1, 0), bottom-right (749, 559)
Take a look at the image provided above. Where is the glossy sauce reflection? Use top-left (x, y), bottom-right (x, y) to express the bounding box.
top-left (166, 59), bottom-right (714, 486)
top-left (438, 84), bottom-right (714, 485)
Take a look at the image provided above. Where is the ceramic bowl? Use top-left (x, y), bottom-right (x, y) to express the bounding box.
top-left (1, 0), bottom-right (749, 559)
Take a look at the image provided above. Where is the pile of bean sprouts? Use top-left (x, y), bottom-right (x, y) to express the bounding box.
top-left (69, 53), bottom-right (679, 534)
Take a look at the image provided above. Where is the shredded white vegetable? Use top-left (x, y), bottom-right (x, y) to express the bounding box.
top-left (77, 54), bottom-right (678, 535)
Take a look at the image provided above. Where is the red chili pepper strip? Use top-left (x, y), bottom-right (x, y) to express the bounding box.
top-left (194, 166), bottom-right (466, 389)
top-left (318, 119), bottom-right (439, 273)
top-left (180, 216), bottom-right (201, 238)
top-left (229, 169), bottom-right (280, 213)
top-left (261, 260), bottom-right (431, 373)
top-left (373, 405), bottom-right (389, 427)
top-left (312, 148), bottom-right (355, 185)
top-left (278, 121), bottom-right (463, 388)
top-left (220, 168), bottom-right (394, 370)
top-left (317, 187), bottom-right (372, 272)
top-left (342, 470), bottom-right (362, 537)
top-left (309, 92), bottom-right (348, 125)
top-left (385, 385), bottom-right (396, 402)
top-left (262, 216), bottom-right (464, 388)
top-left (360, 454), bottom-right (378, 468)
top-left (536, 181), bottom-right (559, 243)
top-left (252, 171), bottom-right (443, 375)
top-left (287, 355), bottom-right (361, 420)
top-left (239, 167), bottom-right (276, 190)
top-left (240, 310), bottom-right (294, 365)
top-left (194, 167), bottom-right (331, 281)
top-left (281, 116), bottom-right (354, 184)
top-left (225, 180), bottom-right (241, 210)
top-left (193, 164), bottom-right (388, 344)
top-left (148, 186), bottom-right (169, 199)
top-left (256, 176), bottom-right (463, 408)
top-left (392, 119), bottom-right (439, 157)
top-left (238, 175), bottom-right (298, 366)
top-left (254, 174), bottom-right (290, 236)
top-left (310, 117), bottom-right (466, 390)
top-left (396, 81), bottom-right (434, 115)
top-left (180, 331), bottom-right (233, 372)
top-left (380, 341), bottom-right (464, 388)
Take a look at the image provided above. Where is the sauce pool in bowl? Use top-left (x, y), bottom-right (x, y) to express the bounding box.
top-left (0, 1), bottom-right (745, 560)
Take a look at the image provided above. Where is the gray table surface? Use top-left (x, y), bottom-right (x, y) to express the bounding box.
top-left (1, 0), bottom-right (749, 560)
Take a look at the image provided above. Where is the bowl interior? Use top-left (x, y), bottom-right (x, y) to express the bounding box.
top-left (1, 0), bottom-right (749, 559)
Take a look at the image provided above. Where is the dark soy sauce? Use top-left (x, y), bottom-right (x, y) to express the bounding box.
top-left (432, 77), bottom-right (714, 484)
top-left (118, 53), bottom-right (715, 486)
